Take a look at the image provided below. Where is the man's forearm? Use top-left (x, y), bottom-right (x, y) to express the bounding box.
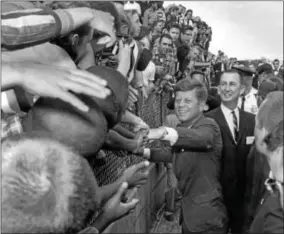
top-left (1, 61), bottom-right (23, 91)
top-left (103, 130), bottom-right (137, 152)
top-left (113, 125), bottom-right (135, 139)
top-left (2, 7), bottom-right (95, 49)
top-left (121, 110), bottom-right (142, 125)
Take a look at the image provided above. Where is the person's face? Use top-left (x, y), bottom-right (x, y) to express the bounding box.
top-left (243, 75), bottom-right (253, 88)
top-left (218, 73), bottom-right (245, 104)
top-left (72, 27), bottom-right (94, 62)
top-left (154, 22), bottom-right (163, 33)
top-left (174, 90), bottom-right (204, 122)
top-left (185, 11), bottom-right (192, 19)
top-left (188, 46), bottom-right (200, 60)
top-left (131, 13), bottom-right (142, 37)
top-left (258, 72), bottom-right (268, 84)
top-left (181, 29), bottom-right (193, 45)
top-left (254, 107), bottom-right (283, 184)
top-left (160, 37), bottom-right (172, 52)
top-left (140, 37), bottom-right (150, 50)
top-left (191, 74), bottom-right (205, 84)
top-left (273, 61), bottom-right (280, 69)
top-left (152, 3), bottom-right (158, 10)
top-left (169, 28), bottom-right (180, 42)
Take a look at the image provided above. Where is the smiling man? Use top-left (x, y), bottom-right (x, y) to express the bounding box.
top-left (143, 79), bottom-right (228, 233)
top-left (206, 69), bottom-right (255, 233)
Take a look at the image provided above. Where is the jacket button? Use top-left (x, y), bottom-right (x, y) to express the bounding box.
top-left (181, 149), bottom-right (184, 152)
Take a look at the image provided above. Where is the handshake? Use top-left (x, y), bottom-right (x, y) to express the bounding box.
top-left (133, 126), bottom-right (169, 156)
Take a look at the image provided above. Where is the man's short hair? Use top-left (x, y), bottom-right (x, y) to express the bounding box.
top-left (181, 25), bottom-right (194, 34)
top-left (167, 22), bottom-right (181, 32)
top-left (257, 91), bottom-right (283, 151)
top-left (257, 63), bottom-right (273, 75)
top-left (258, 76), bottom-right (284, 100)
top-left (174, 79), bottom-right (208, 103)
top-left (153, 19), bottom-right (164, 27)
top-left (220, 69), bottom-right (244, 85)
top-left (159, 34), bottom-right (173, 44)
top-left (185, 9), bottom-right (193, 15)
top-left (273, 59), bottom-right (280, 63)
top-left (1, 133), bottom-right (101, 233)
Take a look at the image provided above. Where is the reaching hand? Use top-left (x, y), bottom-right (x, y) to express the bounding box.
top-left (90, 10), bottom-right (116, 47)
top-left (121, 161), bottom-right (150, 188)
top-left (133, 119), bottom-right (150, 133)
top-left (132, 130), bottom-right (148, 155)
top-left (101, 182), bottom-right (139, 223)
top-left (147, 127), bottom-right (168, 140)
top-left (20, 62), bottom-right (111, 112)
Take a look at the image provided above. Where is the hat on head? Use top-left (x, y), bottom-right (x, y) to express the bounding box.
top-left (232, 63), bottom-right (255, 76)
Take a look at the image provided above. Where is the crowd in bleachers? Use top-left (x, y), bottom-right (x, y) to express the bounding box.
top-left (1, 1), bottom-right (283, 234)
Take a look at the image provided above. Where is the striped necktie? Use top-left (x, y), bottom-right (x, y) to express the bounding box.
top-left (231, 110), bottom-right (238, 142)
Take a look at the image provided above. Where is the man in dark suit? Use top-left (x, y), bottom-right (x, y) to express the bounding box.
top-left (143, 79), bottom-right (228, 233)
top-left (205, 69), bottom-right (255, 233)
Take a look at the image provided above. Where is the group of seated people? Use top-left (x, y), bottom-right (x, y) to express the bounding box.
top-left (1, 1), bottom-right (284, 234)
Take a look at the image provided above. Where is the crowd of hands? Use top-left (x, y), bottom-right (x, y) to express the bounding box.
top-left (1, 3), bottom-right (173, 230)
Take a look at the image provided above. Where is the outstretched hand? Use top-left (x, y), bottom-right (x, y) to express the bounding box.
top-left (121, 161), bottom-right (150, 188)
top-left (101, 182), bottom-right (139, 223)
top-left (19, 62), bottom-right (111, 112)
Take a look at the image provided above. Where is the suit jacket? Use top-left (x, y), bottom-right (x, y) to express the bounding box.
top-left (249, 190), bottom-right (284, 233)
top-left (150, 115), bottom-right (228, 232)
top-left (205, 107), bottom-right (255, 231)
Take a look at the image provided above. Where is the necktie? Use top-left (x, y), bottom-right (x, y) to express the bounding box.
top-left (241, 95), bottom-right (246, 111)
top-left (232, 110), bottom-right (238, 142)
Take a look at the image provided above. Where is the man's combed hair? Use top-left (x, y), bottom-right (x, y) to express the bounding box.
top-left (159, 33), bottom-right (173, 44)
top-left (174, 79), bottom-right (208, 103)
top-left (1, 134), bottom-right (101, 233)
top-left (220, 69), bottom-right (244, 85)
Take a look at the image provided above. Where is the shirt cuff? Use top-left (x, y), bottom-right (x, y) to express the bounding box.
top-left (143, 148), bottom-right (151, 160)
top-left (163, 127), bottom-right (178, 146)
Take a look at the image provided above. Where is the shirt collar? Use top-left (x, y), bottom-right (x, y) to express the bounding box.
top-left (221, 103), bottom-right (239, 116)
top-left (245, 87), bottom-right (258, 98)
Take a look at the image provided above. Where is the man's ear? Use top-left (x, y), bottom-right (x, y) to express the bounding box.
top-left (240, 84), bottom-right (246, 96)
top-left (70, 34), bottom-right (79, 47)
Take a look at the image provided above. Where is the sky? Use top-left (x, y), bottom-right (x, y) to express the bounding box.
top-left (164, 1), bottom-right (283, 61)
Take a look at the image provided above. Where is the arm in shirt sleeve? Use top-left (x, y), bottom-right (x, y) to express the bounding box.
top-left (163, 118), bottom-right (219, 151)
top-left (1, 7), bottom-right (95, 50)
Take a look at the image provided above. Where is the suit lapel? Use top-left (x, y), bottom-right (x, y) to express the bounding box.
top-left (216, 108), bottom-right (236, 145)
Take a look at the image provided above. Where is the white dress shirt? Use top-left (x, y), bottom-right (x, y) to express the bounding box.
top-left (221, 104), bottom-right (240, 141)
top-left (238, 87), bottom-right (258, 115)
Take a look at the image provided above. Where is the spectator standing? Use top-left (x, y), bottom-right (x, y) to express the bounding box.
top-left (142, 1), bottom-right (158, 27)
top-left (234, 65), bottom-right (258, 114)
top-left (272, 59), bottom-right (280, 76)
top-left (206, 70), bottom-right (255, 233)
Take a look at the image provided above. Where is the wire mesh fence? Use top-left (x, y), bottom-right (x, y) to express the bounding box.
top-left (87, 90), bottom-right (172, 231)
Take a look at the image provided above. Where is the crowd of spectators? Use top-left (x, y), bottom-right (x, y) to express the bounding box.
top-left (1, 1), bottom-right (283, 234)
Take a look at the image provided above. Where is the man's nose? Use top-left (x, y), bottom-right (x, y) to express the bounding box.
top-left (224, 84), bottom-right (231, 91)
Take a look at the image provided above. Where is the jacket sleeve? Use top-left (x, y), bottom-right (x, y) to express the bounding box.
top-left (173, 118), bottom-right (220, 151)
top-left (150, 147), bottom-right (173, 163)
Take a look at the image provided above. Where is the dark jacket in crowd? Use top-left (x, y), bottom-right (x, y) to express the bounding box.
top-left (249, 190), bottom-right (284, 233)
top-left (205, 107), bottom-right (255, 233)
top-left (243, 145), bottom-right (271, 231)
top-left (150, 115), bottom-right (228, 233)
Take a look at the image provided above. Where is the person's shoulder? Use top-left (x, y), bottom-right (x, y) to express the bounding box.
top-left (200, 115), bottom-right (219, 127)
top-left (205, 107), bottom-right (220, 118)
